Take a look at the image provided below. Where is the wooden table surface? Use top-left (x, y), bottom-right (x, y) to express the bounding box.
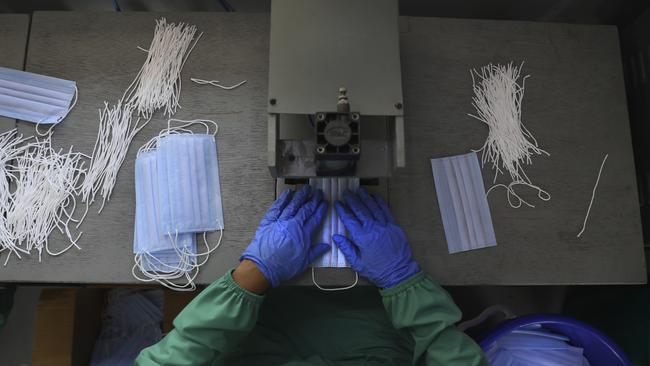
top-left (1, 11), bottom-right (645, 285)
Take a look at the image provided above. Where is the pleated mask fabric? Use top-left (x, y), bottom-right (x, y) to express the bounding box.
top-left (0, 66), bottom-right (77, 124)
top-left (309, 177), bottom-right (359, 268)
top-left (430, 152), bottom-right (497, 253)
top-left (156, 134), bottom-right (224, 234)
top-left (134, 150), bottom-right (196, 272)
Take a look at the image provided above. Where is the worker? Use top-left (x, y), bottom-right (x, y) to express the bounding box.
top-left (136, 186), bottom-right (487, 365)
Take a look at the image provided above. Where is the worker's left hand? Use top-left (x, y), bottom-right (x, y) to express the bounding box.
top-left (240, 186), bottom-right (330, 287)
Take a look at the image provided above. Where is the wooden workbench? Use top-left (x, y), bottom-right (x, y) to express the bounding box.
top-left (2, 11), bottom-right (645, 286)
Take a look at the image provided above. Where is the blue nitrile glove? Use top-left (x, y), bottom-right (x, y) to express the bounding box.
top-left (241, 185), bottom-right (330, 287)
top-left (333, 188), bottom-right (421, 289)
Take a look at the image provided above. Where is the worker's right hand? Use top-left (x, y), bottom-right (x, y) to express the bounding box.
top-left (333, 188), bottom-right (420, 289)
top-left (240, 185), bottom-right (330, 288)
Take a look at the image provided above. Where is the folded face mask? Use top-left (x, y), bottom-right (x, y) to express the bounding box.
top-left (309, 177), bottom-right (359, 268)
top-left (430, 152), bottom-right (497, 253)
top-left (156, 134), bottom-right (224, 234)
top-left (0, 66), bottom-right (77, 124)
top-left (133, 150), bottom-right (196, 272)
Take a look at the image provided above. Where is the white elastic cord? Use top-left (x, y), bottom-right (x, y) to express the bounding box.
top-left (190, 78), bottom-right (247, 90)
top-left (126, 19), bottom-right (202, 118)
top-left (486, 181), bottom-right (550, 209)
top-left (136, 119), bottom-right (220, 158)
top-left (34, 84), bottom-right (79, 137)
top-left (166, 118), bottom-right (219, 136)
top-left (311, 267), bottom-right (359, 291)
top-left (132, 254), bottom-right (198, 292)
top-left (2, 134), bottom-right (85, 263)
top-left (577, 154), bottom-right (608, 238)
top-left (82, 18), bottom-right (201, 218)
top-left (469, 62), bottom-right (550, 208)
top-left (131, 229), bottom-right (224, 290)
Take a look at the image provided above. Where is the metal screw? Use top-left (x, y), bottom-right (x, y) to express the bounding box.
top-left (351, 113), bottom-right (360, 121)
top-left (316, 113), bottom-right (326, 121)
top-left (269, 98), bottom-right (277, 105)
top-left (394, 102), bottom-right (403, 110)
top-left (352, 146), bottom-right (360, 154)
top-left (316, 146), bottom-right (326, 154)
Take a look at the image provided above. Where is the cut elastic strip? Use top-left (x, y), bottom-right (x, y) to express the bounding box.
top-left (190, 78), bottom-right (247, 90)
top-left (469, 62), bottom-right (550, 209)
top-left (577, 154), bottom-right (608, 238)
top-left (311, 267), bottom-right (359, 291)
top-left (81, 18), bottom-right (202, 221)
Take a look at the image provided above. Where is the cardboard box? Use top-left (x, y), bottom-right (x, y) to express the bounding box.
top-left (32, 288), bottom-right (104, 366)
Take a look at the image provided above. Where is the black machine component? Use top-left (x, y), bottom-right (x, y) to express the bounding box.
top-left (314, 88), bottom-right (361, 176)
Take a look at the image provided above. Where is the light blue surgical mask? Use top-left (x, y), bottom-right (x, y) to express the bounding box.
top-left (0, 66), bottom-right (77, 125)
top-left (430, 152), bottom-right (497, 253)
top-left (133, 150), bottom-right (196, 273)
top-left (156, 134), bottom-right (224, 234)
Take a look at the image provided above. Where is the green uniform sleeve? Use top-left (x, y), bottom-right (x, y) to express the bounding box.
top-left (380, 272), bottom-right (488, 366)
top-left (136, 270), bottom-right (264, 366)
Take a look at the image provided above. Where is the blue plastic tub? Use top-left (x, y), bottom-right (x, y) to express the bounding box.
top-left (478, 314), bottom-right (632, 366)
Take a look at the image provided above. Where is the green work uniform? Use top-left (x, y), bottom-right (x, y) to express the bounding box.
top-left (136, 271), bottom-right (487, 365)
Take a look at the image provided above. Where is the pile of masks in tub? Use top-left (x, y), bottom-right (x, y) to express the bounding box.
top-left (0, 18), bottom-right (233, 290)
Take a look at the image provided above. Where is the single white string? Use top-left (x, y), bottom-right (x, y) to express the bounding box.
top-left (190, 78), bottom-right (247, 90)
top-left (577, 154), bottom-right (608, 238)
top-left (311, 267), bottom-right (359, 291)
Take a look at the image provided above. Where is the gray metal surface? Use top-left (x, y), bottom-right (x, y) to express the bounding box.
top-left (7, 12), bottom-right (273, 284)
top-left (393, 17), bottom-right (646, 285)
top-left (1, 12), bottom-right (644, 285)
top-left (275, 115), bottom-right (391, 178)
top-left (268, 0), bottom-right (403, 116)
top-left (0, 14), bottom-right (29, 132)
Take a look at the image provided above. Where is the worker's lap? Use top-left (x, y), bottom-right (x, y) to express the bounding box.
top-left (219, 286), bottom-right (413, 365)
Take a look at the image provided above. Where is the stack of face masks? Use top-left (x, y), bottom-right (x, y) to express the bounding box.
top-left (132, 120), bottom-right (224, 291)
top-left (485, 324), bottom-right (591, 365)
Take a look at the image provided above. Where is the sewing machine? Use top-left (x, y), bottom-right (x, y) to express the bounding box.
top-left (267, 0), bottom-right (405, 180)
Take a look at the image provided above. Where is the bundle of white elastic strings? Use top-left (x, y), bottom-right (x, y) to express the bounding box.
top-left (469, 62), bottom-right (550, 208)
top-left (0, 130), bottom-right (87, 265)
top-left (80, 18), bottom-right (202, 220)
top-left (131, 119), bottom-right (222, 291)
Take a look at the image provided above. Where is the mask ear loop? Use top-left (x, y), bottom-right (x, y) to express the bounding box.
top-left (135, 230), bottom-right (202, 290)
top-left (137, 135), bottom-right (160, 157)
top-left (34, 84), bottom-right (79, 137)
top-left (166, 118), bottom-right (218, 136)
top-left (173, 230), bottom-right (222, 269)
top-left (190, 78), bottom-right (247, 90)
top-left (132, 251), bottom-right (199, 291)
top-left (311, 267), bottom-right (359, 291)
